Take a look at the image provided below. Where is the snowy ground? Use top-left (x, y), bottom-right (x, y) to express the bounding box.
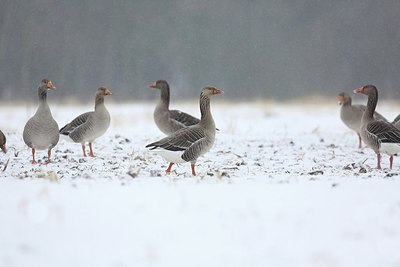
top-left (1, 99), bottom-right (400, 267)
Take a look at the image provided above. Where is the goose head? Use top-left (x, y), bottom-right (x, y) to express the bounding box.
top-left (148, 80), bottom-right (169, 91)
top-left (354, 85), bottom-right (377, 95)
top-left (97, 87), bottom-right (112, 96)
top-left (337, 92), bottom-right (351, 105)
top-left (201, 86), bottom-right (224, 97)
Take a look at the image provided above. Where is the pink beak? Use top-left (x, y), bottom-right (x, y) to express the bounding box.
top-left (353, 87), bottom-right (363, 94)
top-left (148, 82), bottom-right (157, 88)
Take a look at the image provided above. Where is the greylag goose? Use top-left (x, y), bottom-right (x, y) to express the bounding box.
top-left (23, 79), bottom-right (59, 164)
top-left (0, 130), bottom-right (6, 153)
top-left (354, 85), bottom-right (400, 169)
top-left (149, 80), bottom-right (201, 135)
top-left (146, 86), bottom-right (224, 176)
top-left (59, 87), bottom-right (112, 157)
top-left (338, 92), bottom-right (387, 148)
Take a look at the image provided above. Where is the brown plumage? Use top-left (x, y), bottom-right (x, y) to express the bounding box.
top-left (0, 130), bottom-right (6, 153)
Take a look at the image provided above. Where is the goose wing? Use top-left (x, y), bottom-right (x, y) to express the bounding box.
top-left (367, 121), bottom-right (400, 143)
top-left (59, 112), bottom-right (92, 135)
top-left (169, 109), bottom-right (200, 127)
top-left (146, 126), bottom-right (205, 152)
top-left (392, 114), bottom-right (400, 125)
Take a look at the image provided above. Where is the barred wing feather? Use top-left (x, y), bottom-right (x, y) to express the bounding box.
top-left (367, 121), bottom-right (400, 143)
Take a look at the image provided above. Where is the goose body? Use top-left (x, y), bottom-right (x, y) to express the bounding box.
top-left (23, 79), bottom-right (59, 164)
top-left (338, 92), bottom-right (387, 148)
top-left (355, 85), bottom-right (400, 169)
top-left (149, 80), bottom-right (200, 135)
top-left (0, 130), bottom-right (6, 153)
top-left (146, 86), bottom-right (223, 175)
top-left (60, 87), bottom-right (111, 157)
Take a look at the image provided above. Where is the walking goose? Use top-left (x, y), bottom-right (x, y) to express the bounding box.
top-left (23, 79), bottom-right (59, 164)
top-left (149, 80), bottom-right (201, 135)
top-left (338, 92), bottom-right (387, 148)
top-left (59, 87), bottom-right (111, 157)
top-left (0, 130), bottom-right (6, 153)
top-left (354, 85), bottom-right (400, 169)
top-left (146, 86), bottom-right (224, 176)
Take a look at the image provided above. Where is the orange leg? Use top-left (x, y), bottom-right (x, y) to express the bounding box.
top-left (88, 143), bottom-right (95, 157)
top-left (81, 144), bottom-right (87, 157)
top-left (191, 164), bottom-right (196, 176)
top-left (390, 155), bottom-right (394, 170)
top-left (44, 149), bottom-right (52, 164)
top-left (31, 148), bottom-right (37, 164)
top-left (357, 134), bottom-right (362, 149)
top-left (377, 153), bottom-right (381, 170)
top-left (165, 163), bottom-right (174, 174)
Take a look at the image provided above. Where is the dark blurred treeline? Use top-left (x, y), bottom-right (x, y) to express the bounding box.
top-left (0, 0), bottom-right (400, 101)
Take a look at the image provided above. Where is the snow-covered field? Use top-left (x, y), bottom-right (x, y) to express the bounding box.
top-left (1, 100), bottom-right (400, 267)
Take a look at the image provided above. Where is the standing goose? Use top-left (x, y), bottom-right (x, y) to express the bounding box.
top-left (354, 85), bottom-right (400, 169)
top-left (59, 87), bottom-right (111, 157)
top-left (23, 79), bottom-right (59, 164)
top-left (146, 86), bottom-right (224, 176)
top-left (0, 130), bottom-right (6, 153)
top-left (338, 92), bottom-right (387, 148)
top-left (149, 80), bottom-right (201, 135)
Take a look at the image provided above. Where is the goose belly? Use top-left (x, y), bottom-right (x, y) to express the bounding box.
top-left (24, 118), bottom-right (59, 150)
top-left (380, 143), bottom-right (400, 155)
top-left (31, 133), bottom-right (58, 150)
top-left (70, 122), bottom-right (109, 143)
top-left (151, 148), bottom-right (187, 163)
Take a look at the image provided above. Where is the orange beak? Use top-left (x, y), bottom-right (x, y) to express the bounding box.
top-left (213, 89), bottom-right (224, 95)
top-left (104, 88), bottom-right (112, 95)
top-left (353, 87), bottom-right (363, 94)
top-left (148, 82), bottom-right (157, 88)
top-left (337, 95), bottom-right (344, 105)
top-left (47, 81), bottom-right (56, 89)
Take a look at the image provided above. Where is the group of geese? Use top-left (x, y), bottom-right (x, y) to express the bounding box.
top-left (0, 80), bottom-right (399, 175)
top-left (339, 85), bottom-right (400, 170)
top-left (0, 79), bottom-right (223, 176)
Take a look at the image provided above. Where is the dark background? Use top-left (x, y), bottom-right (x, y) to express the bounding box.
top-left (1, 0), bottom-right (399, 101)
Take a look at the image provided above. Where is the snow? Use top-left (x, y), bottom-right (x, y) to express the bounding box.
top-left (1, 100), bottom-right (400, 267)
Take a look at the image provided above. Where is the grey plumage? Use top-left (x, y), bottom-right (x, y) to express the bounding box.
top-left (393, 114), bottom-right (400, 128)
top-left (23, 78), bottom-right (59, 164)
top-left (149, 80), bottom-right (201, 135)
top-left (0, 130), bottom-right (6, 153)
top-left (355, 85), bottom-right (400, 169)
top-left (338, 92), bottom-right (387, 148)
top-left (59, 87), bottom-right (111, 157)
top-left (146, 86), bottom-right (224, 176)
